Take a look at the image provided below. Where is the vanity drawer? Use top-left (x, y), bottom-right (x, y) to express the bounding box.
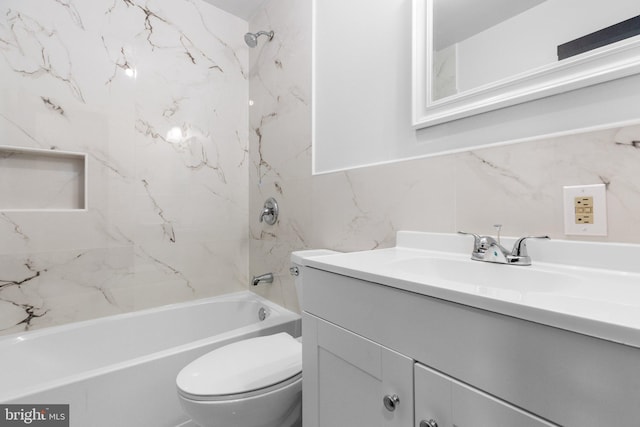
top-left (415, 363), bottom-right (557, 427)
top-left (303, 266), bottom-right (640, 427)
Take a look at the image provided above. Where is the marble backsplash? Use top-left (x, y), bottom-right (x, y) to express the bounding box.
top-left (248, 0), bottom-right (640, 313)
top-left (0, 0), bottom-right (250, 334)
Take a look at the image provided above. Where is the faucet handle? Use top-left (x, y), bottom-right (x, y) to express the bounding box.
top-left (259, 197), bottom-right (279, 225)
top-left (458, 231), bottom-right (501, 253)
top-left (457, 231), bottom-right (481, 251)
top-left (511, 235), bottom-right (550, 257)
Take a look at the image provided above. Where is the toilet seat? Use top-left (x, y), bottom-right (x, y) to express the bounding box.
top-left (178, 372), bottom-right (302, 402)
top-left (176, 333), bottom-right (302, 402)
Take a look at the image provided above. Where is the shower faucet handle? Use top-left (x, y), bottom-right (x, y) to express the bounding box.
top-left (259, 197), bottom-right (279, 225)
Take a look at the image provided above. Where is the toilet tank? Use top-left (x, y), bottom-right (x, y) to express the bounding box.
top-left (290, 250), bottom-right (338, 310)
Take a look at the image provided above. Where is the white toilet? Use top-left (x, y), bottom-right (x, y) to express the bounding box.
top-left (176, 332), bottom-right (302, 427)
top-left (176, 250), bottom-right (336, 427)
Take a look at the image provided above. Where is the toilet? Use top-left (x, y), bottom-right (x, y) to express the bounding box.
top-left (176, 250), bottom-right (336, 427)
top-left (176, 332), bottom-right (302, 427)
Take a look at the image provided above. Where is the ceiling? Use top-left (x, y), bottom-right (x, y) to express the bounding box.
top-left (201, 0), bottom-right (267, 21)
top-left (202, 0), bottom-right (547, 46)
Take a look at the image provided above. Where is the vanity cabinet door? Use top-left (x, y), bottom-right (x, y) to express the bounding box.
top-left (415, 363), bottom-right (558, 427)
top-left (303, 313), bottom-right (414, 427)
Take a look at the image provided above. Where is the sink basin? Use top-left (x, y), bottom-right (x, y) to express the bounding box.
top-left (384, 257), bottom-right (577, 295)
top-left (296, 231), bottom-right (640, 347)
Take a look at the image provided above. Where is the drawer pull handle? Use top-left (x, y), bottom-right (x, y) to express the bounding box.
top-left (420, 420), bottom-right (438, 427)
top-left (383, 394), bottom-right (400, 411)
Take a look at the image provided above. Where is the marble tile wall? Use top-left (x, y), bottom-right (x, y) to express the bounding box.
top-left (5, 0), bottom-right (635, 331)
top-left (248, 0), bottom-right (312, 312)
top-left (248, 0), bottom-right (640, 313)
top-left (0, 0), bottom-right (250, 334)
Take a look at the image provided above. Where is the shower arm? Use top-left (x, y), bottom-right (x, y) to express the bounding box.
top-left (245, 30), bottom-right (274, 47)
top-left (254, 30), bottom-right (274, 40)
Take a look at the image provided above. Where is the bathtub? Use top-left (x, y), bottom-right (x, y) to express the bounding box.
top-left (0, 291), bottom-right (300, 427)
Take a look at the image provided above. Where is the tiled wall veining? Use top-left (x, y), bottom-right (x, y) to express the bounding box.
top-left (248, 0), bottom-right (312, 312)
top-left (3, 0), bottom-right (638, 331)
top-left (248, 0), bottom-right (640, 313)
top-left (0, 0), bottom-right (249, 334)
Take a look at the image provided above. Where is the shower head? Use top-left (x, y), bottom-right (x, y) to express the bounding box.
top-left (244, 30), bottom-right (274, 48)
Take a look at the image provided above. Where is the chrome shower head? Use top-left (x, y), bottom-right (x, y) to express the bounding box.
top-left (244, 30), bottom-right (274, 48)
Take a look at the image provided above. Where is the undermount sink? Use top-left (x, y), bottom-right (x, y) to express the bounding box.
top-left (297, 231), bottom-right (640, 347)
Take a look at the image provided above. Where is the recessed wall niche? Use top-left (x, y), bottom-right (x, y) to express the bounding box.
top-left (0, 146), bottom-right (87, 211)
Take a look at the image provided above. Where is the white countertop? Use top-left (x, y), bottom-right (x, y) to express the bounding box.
top-left (294, 232), bottom-right (640, 348)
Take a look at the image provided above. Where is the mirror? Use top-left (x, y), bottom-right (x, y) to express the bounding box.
top-left (413, 0), bottom-right (640, 128)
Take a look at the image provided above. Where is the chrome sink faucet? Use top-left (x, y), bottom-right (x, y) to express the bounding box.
top-left (458, 225), bottom-right (549, 266)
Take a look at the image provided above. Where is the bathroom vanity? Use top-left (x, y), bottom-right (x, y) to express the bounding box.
top-left (294, 232), bottom-right (640, 427)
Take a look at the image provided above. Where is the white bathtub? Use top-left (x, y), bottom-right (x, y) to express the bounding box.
top-left (0, 291), bottom-right (301, 427)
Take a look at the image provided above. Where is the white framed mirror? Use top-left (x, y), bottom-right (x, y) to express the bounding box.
top-left (413, 0), bottom-right (640, 129)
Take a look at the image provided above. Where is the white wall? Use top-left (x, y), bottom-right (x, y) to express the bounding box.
top-left (313, 0), bottom-right (640, 173)
top-left (313, 0), bottom-right (415, 173)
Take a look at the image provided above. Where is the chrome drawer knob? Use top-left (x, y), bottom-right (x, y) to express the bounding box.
top-left (383, 394), bottom-right (400, 411)
top-left (420, 420), bottom-right (438, 427)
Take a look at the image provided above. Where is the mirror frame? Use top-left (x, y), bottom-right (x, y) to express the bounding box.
top-left (412, 0), bottom-right (640, 129)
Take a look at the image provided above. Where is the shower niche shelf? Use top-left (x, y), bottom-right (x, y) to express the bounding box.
top-left (0, 145), bottom-right (87, 211)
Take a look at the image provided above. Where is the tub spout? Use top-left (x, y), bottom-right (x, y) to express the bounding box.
top-left (252, 273), bottom-right (274, 286)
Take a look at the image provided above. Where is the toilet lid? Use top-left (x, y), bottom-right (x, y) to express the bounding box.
top-left (176, 333), bottom-right (302, 396)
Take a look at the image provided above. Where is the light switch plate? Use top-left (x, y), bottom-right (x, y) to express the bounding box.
top-left (563, 184), bottom-right (607, 236)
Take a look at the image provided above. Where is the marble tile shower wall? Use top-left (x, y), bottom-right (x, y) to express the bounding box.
top-left (248, 0), bottom-right (312, 311)
top-left (0, 0), bottom-right (249, 334)
top-left (248, 0), bottom-right (640, 313)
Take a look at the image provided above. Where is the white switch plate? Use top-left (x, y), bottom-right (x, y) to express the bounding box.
top-left (563, 184), bottom-right (607, 236)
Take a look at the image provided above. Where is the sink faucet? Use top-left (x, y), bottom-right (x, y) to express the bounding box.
top-left (458, 227), bottom-right (549, 266)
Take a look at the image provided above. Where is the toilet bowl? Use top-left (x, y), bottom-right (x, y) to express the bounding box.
top-left (177, 251), bottom-right (337, 427)
top-left (176, 332), bottom-right (302, 427)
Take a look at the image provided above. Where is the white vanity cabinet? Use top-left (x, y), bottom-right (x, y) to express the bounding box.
top-left (303, 312), bottom-right (556, 427)
top-left (300, 265), bottom-right (640, 427)
top-left (415, 363), bottom-right (556, 427)
top-left (302, 314), bottom-right (414, 427)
